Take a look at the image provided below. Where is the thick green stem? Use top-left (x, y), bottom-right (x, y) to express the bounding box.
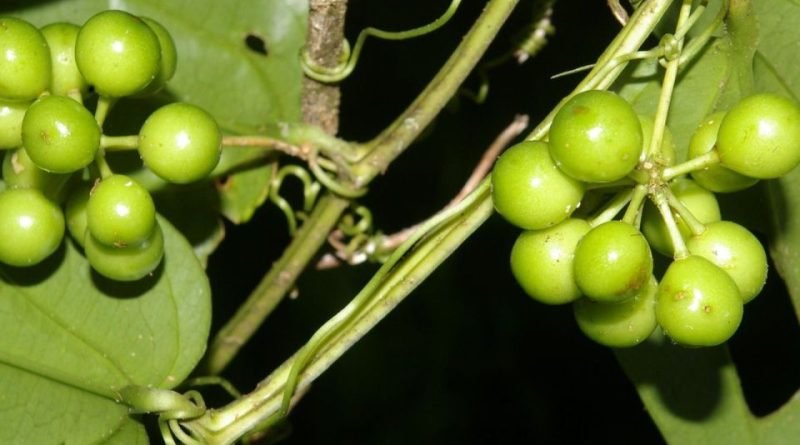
top-left (351, 0), bottom-right (520, 187)
top-left (187, 181), bottom-right (493, 445)
top-left (202, 193), bottom-right (350, 375)
top-left (527, 0), bottom-right (675, 140)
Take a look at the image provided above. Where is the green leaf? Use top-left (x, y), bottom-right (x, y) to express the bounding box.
top-left (215, 148), bottom-right (276, 224)
top-left (0, 217), bottom-right (211, 444)
top-left (5, 0), bottom-right (307, 223)
top-left (615, 332), bottom-right (756, 445)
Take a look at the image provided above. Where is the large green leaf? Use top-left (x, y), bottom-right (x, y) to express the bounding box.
top-left (0, 217), bottom-right (210, 444)
top-left (5, 0), bottom-right (306, 224)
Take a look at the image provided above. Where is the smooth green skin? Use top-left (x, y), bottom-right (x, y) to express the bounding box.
top-left (573, 275), bottom-right (658, 348)
top-left (135, 17), bottom-right (177, 96)
top-left (0, 188), bottom-right (64, 267)
top-left (0, 17), bottom-right (51, 102)
top-left (0, 99), bottom-right (28, 149)
top-left (41, 22), bottom-right (88, 97)
top-left (87, 175), bottom-right (156, 248)
top-left (642, 179), bottom-right (721, 256)
top-left (65, 181), bottom-right (91, 248)
top-left (21, 95), bottom-right (100, 173)
top-left (687, 221), bottom-right (767, 303)
top-left (510, 218), bottom-right (591, 305)
top-left (85, 222), bottom-right (164, 281)
top-left (2, 147), bottom-right (70, 200)
top-left (75, 10), bottom-right (161, 97)
top-left (637, 114), bottom-right (676, 165)
top-left (574, 221), bottom-right (653, 303)
top-left (656, 255), bottom-right (743, 347)
top-left (138, 103), bottom-right (222, 184)
top-left (549, 90), bottom-right (642, 183)
top-left (688, 112), bottom-right (758, 192)
top-left (492, 140), bottom-right (585, 230)
top-left (717, 93), bottom-right (800, 179)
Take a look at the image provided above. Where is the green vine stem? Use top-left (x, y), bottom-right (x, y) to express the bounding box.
top-left (202, 193), bottom-right (350, 375)
top-left (525, 0), bottom-right (675, 141)
top-left (185, 180), bottom-right (494, 445)
top-left (303, 0), bottom-right (462, 83)
top-left (351, 0), bottom-right (520, 188)
top-left (203, 0), bottom-right (521, 376)
top-left (192, 1), bottom-right (677, 442)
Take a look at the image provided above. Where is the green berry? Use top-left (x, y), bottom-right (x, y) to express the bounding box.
top-left (573, 221), bottom-right (653, 303)
top-left (135, 17), bottom-right (177, 96)
top-left (549, 90), bottom-right (642, 182)
top-left (0, 188), bottom-right (64, 266)
top-left (41, 22), bottom-right (88, 97)
top-left (573, 275), bottom-right (657, 348)
top-left (642, 179), bottom-right (720, 256)
top-left (2, 147), bottom-right (70, 200)
top-left (687, 221), bottom-right (767, 303)
top-left (75, 10), bottom-right (161, 97)
top-left (0, 99), bottom-right (28, 149)
top-left (85, 221), bottom-right (164, 281)
top-left (656, 255), bottom-right (743, 347)
top-left (138, 102), bottom-right (222, 184)
top-left (510, 218), bottom-right (591, 305)
top-left (21, 95), bottom-right (100, 173)
top-left (0, 17), bottom-right (51, 101)
top-left (492, 140), bottom-right (585, 230)
top-left (688, 112), bottom-right (758, 192)
top-left (716, 94), bottom-right (800, 179)
top-left (65, 181), bottom-right (91, 248)
top-left (87, 175), bottom-right (156, 247)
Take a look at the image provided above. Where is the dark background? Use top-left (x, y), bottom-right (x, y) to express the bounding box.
top-left (208, 1), bottom-right (800, 444)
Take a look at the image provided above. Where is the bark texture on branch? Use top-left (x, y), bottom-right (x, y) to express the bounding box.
top-left (303, 0), bottom-right (348, 133)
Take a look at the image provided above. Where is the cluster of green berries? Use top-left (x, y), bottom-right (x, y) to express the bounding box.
top-left (492, 90), bottom-right (800, 348)
top-left (0, 11), bottom-right (222, 280)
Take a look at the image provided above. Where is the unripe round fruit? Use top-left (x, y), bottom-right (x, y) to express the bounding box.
top-left (642, 179), bottom-right (721, 256)
top-left (687, 221), bottom-right (767, 303)
top-left (574, 221), bottom-right (653, 303)
top-left (41, 22), bottom-right (88, 97)
top-left (135, 17), bottom-right (177, 96)
top-left (2, 148), bottom-right (70, 200)
top-left (0, 99), bottom-right (29, 149)
top-left (0, 188), bottom-right (64, 266)
top-left (549, 90), bottom-right (642, 182)
top-left (85, 222), bottom-right (164, 281)
top-left (510, 218), bottom-right (591, 305)
top-left (656, 255), bottom-right (743, 347)
top-left (0, 17), bottom-right (51, 101)
top-left (688, 112), bottom-right (758, 192)
top-left (138, 102), bottom-right (222, 183)
top-left (75, 10), bottom-right (161, 97)
top-left (637, 114), bottom-right (676, 165)
top-left (492, 140), bottom-right (585, 230)
top-left (87, 175), bottom-right (156, 248)
top-left (716, 94), bottom-right (800, 178)
top-left (573, 275), bottom-right (658, 348)
top-left (65, 182), bottom-right (91, 248)
top-left (21, 95), bottom-right (100, 173)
